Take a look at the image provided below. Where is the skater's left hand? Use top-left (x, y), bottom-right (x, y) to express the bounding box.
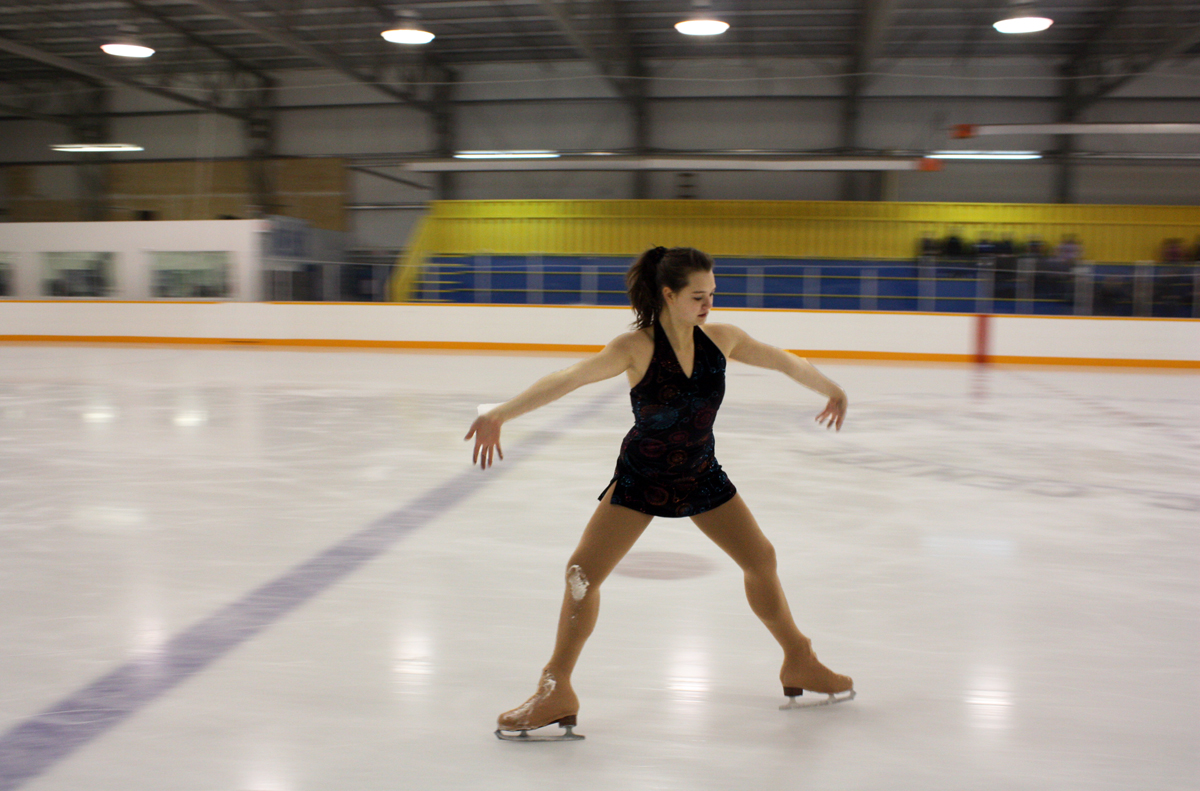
top-left (815, 391), bottom-right (847, 431)
top-left (465, 413), bottom-right (504, 469)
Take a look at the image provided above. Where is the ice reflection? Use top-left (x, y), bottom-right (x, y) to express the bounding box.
top-left (173, 408), bottom-right (208, 427)
top-left (393, 629), bottom-right (434, 686)
top-left (82, 404), bottom-right (116, 424)
top-left (665, 646), bottom-right (711, 698)
top-left (241, 750), bottom-right (293, 791)
top-left (965, 666), bottom-right (1013, 730)
top-left (71, 505), bottom-right (149, 534)
top-left (173, 391), bottom-right (209, 427)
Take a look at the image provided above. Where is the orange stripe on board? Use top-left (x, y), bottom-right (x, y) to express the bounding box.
top-left (1, 336), bottom-right (1197, 368)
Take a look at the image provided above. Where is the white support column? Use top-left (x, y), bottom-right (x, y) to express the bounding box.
top-left (747, 266), bottom-right (764, 309)
top-left (474, 254), bottom-right (491, 304)
top-left (1073, 264), bottom-right (1094, 316)
top-left (1016, 257), bottom-right (1036, 314)
top-left (918, 256), bottom-right (935, 312)
top-left (804, 267), bottom-right (820, 310)
top-left (861, 268), bottom-right (878, 311)
top-left (526, 255), bottom-right (543, 304)
top-left (580, 265), bottom-right (598, 305)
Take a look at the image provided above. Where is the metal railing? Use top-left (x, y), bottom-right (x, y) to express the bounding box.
top-left (408, 254), bottom-right (1200, 318)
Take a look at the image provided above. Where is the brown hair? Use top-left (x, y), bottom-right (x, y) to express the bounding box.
top-left (625, 246), bottom-right (715, 329)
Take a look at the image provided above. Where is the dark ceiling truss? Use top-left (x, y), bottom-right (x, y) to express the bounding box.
top-left (0, 1), bottom-right (1197, 114)
top-left (178, 0), bottom-right (428, 110)
top-left (127, 0), bottom-right (272, 81)
top-left (0, 34), bottom-right (250, 119)
top-left (532, 0), bottom-right (641, 102)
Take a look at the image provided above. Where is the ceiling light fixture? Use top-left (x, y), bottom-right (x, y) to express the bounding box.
top-left (453, 150), bottom-right (560, 159)
top-left (993, 0), bottom-right (1053, 34)
top-left (930, 150), bottom-right (1043, 160)
top-left (382, 10), bottom-right (435, 45)
top-left (101, 24), bottom-right (155, 58)
top-left (675, 0), bottom-right (729, 36)
top-left (51, 143), bottom-right (145, 153)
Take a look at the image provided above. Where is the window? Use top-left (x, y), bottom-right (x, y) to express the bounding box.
top-left (151, 252), bottom-right (231, 298)
top-left (0, 254), bottom-right (12, 296)
top-left (42, 252), bottom-right (114, 297)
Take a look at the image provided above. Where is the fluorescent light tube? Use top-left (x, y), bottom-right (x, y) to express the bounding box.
top-left (930, 150), bottom-right (1042, 160)
top-left (453, 150), bottom-right (560, 159)
top-left (51, 143), bottom-right (145, 153)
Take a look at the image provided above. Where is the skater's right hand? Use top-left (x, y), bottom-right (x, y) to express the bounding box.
top-left (815, 389), bottom-right (847, 431)
top-left (465, 413), bottom-right (504, 469)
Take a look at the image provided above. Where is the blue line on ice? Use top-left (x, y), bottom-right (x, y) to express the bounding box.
top-left (0, 389), bottom-right (618, 791)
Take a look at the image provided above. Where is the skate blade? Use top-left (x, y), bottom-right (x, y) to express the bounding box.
top-left (780, 689), bottom-right (856, 710)
top-left (495, 721), bottom-right (585, 742)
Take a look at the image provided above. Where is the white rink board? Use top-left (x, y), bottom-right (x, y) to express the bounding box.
top-left (0, 301), bottom-right (1197, 365)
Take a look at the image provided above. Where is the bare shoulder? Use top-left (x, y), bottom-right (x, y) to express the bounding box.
top-left (608, 328), bottom-right (653, 356)
top-left (610, 327), bottom-right (655, 385)
top-left (699, 322), bottom-right (748, 356)
top-left (613, 327), bottom-right (653, 347)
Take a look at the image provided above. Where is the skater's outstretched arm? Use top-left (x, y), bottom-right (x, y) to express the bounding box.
top-left (706, 323), bottom-right (848, 431)
top-left (465, 332), bottom-right (642, 468)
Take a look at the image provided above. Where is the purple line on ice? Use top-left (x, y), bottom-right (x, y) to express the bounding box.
top-left (0, 390), bottom-right (618, 791)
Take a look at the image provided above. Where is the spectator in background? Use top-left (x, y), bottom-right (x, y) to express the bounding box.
top-left (1039, 235), bottom-right (1082, 303)
top-left (943, 230), bottom-right (966, 260)
top-left (1056, 235), bottom-right (1083, 268)
top-left (1156, 237), bottom-right (1195, 316)
top-left (1191, 236), bottom-right (1200, 263)
top-left (1160, 238), bottom-right (1186, 264)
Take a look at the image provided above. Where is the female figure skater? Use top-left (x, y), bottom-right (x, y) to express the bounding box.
top-left (465, 246), bottom-right (854, 739)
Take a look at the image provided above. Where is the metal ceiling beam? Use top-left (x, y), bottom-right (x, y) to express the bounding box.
top-left (1066, 0), bottom-right (1135, 68)
top-left (1083, 23), bottom-right (1200, 105)
top-left (0, 99), bottom-right (68, 125)
top-left (128, 0), bottom-right (271, 81)
top-left (0, 35), bottom-right (248, 119)
top-left (179, 0), bottom-right (428, 111)
top-left (533, 0), bottom-right (637, 103)
top-left (841, 0), bottom-right (901, 143)
top-left (347, 165), bottom-right (432, 191)
top-left (840, 0), bottom-right (900, 200)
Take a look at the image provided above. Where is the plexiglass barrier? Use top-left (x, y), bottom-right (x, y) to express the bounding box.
top-left (408, 255), bottom-right (1200, 318)
top-left (262, 259), bottom-right (397, 302)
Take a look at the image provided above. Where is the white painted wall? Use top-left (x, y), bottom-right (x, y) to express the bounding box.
top-left (3, 57), bottom-right (1199, 250)
top-left (0, 302), bottom-right (1195, 366)
top-left (0, 220), bottom-right (265, 300)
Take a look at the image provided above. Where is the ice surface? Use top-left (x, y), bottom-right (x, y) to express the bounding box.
top-left (0, 344), bottom-right (1196, 791)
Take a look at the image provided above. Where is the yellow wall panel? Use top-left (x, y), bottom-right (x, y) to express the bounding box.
top-left (405, 200), bottom-right (1200, 279)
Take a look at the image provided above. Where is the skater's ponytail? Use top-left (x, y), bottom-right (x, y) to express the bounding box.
top-left (626, 246), bottom-right (715, 330)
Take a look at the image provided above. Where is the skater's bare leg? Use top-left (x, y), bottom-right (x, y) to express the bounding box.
top-left (498, 485), bottom-right (653, 729)
top-left (690, 495), bottom-right (852, 694)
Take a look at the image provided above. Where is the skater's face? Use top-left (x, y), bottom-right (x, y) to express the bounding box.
top-left (663, 269), bottom-right (716, 325)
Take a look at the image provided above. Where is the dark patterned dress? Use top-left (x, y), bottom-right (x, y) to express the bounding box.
top-left (600, 320), bottom-right (737, 518)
